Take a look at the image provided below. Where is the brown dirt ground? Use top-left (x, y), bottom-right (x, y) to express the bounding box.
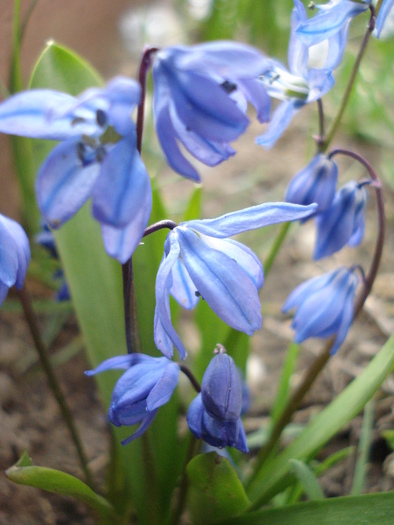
top-left (1, 1), bottom-right (394, 524)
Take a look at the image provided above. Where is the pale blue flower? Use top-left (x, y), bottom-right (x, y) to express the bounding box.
top-left (285, 154), bottom-right (338, 212)
top-left (86, 354), bottom-right (180, 444)
top-left (256, 0), bottom-right (336, 148)
top-left (0, 77), bottom-right (151, 263)
top-left (187, 347), bottom-right (248, 452)
top-left (152, 41), bottom-right (271, 180)
top-left (154, 201), bottom-right (317, 359)
top-left (314, 181), bottom-right (368, 259)
top-left (0, 214), bottom-right (30, 306)
top-left (295, 1), bottom-right (371, 47)
top-left (283, 267), bottom-right (359, 354)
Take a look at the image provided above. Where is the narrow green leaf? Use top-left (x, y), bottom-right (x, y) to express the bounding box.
top-left (270, 343), bottom-right (300, 424)
top-left (351, 400), bottom-right (375, 496)
top-left (289, 459), bottom-right (324, 501)
top-left (217, 491), bottom-right (394, 525)
top-left (247, 334), bottom-right (394, 506)
top-left (6, 462), bottom-right (116, 519)
top-left (187, 452), bottom-right (250, 525)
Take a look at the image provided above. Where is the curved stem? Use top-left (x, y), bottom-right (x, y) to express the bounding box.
top-left (321, 6), bottom-right (376, 152)
top-left (316, 98), bottom-right (325, 150)
top-left (136, 46), bottom-right (158, 153)
top-left (143, 220), bottom-right (177, 238)
top-left (247, 149), bottom-right (385, 489)
top-left (18, 286), bottom-right (95, 490)
top-left (180, 365), bottom-right (201, 393)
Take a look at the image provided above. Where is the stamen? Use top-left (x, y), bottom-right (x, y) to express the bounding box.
top-left (214, 343), bottom-right (227, 355)
top-left (76, 142), bottom-right (86, 163)
top-left (96, 109), bottom-right (107, 127)
top-left (220, 80), bottom-right (237, 94)
top-left (96, 146), bottom-right (107, 162)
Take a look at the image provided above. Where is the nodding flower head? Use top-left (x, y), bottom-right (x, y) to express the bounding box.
top-left (152, 41), bottom-right (272, 181)
top-left (283, 266), bottom-right (360, 354)
top-left (154, 201), bottom-right (317, 360)
top-left (285, 154), bottom-right (338, 212)
top-left (187, 345), bottom-right (249, 452)
top-left (0, 77), bottom-right (152, 264)
top-left (86, 354), bottom-right (180, 445)
top-left (314, 180), bottom-right (368, 260)
top-left (0, 214), bottom-right (30, 307)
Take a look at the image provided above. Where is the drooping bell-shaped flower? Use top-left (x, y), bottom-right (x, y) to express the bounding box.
top-left (0, 77), bottom-right (152, 263)
top-left (154, 201), bottom-right (317, 359)
top-left (314, 180), bottom-right (368, 260)
top-left (152, 41), bottom-right (272, 181)
top-left (285, 154), bottom-right (338, 212)
top-left (0, 214), bottom-right (30, 306)
top-left (86, 354), bottom-right (180, 444)
top-left (187, 346), bottom-right (248, 452)
top-left (256, 0), bottom-right (337, 148)
top-left (282, 266), bottom-right (359, 354)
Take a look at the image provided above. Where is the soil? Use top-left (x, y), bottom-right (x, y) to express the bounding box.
top-left (1, 1), bottom-right (394, 524)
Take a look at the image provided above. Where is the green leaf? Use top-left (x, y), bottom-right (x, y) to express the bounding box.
top-left (289, 459), bottom-right (324, 501)
top-left (350, 400), bottom-right (375, 496)
top-left (217, 491), bottom-right (394, 525)
top-left (247, 333), bottom-right (394, 506)
top-left (187, 452), bottom-right (250, 525)
top-left (6, 461), bottom-right (116, 519)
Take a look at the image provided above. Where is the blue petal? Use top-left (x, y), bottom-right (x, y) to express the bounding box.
top-left (177, 227), bottom-right (262, 335)
top-left (170, 259), bottom-right (199, 309)
top-left (186, 201), bottom-right (317, 238)
top-left (282, 271), bottom-right (335, 313)
top-left (325, 23), bottom-right (350, 70)
top-left (153, 65), bottom-right (201, 181)
top-left (186, 393), bottom-right (204, 439)
top-left (200, 236), bottom-right (264, 289)
top-left (0, 218), bottom-right (19, 287)
top-left (330, 276), bottom-right (358, 354)
top-left (288, 0), bottom-right (309, 77)
top-left (121, 411), bottom-right (157, 445)
top-left (154, 234), bottom-right (187, 359)
top-left (237, 79), bottom-right (271, 123)
top-left (0, 215), bottom-right (30, 289)
top-left (92, 137), bottom-right (151, 228)
top-left (146, 362), bottom-right (180, 411)
top-left (0, 90), bottom-right (84, 139)
top-left (85, 353), bottom-right (150, 376)
top-left (256, 100), bottom-right (298, 149)
top-left (376, 0), bottom-right (394, 37)
top-left (36, 139), bottom-right (100, 229)
top-left (306, 68), bottom-right (335, 103)
top-left (295, 1), bottom-right (369, 46)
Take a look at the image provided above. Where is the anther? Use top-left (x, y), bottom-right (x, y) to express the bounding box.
top-left (220, 80), bottom-right (237, 94)
top-left (96, 109), bottom-right (107, 127)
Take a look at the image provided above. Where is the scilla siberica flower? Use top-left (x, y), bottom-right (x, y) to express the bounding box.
top-left (282, 267), bottom-right (359, 354)
top-left (152, 41), bottom-right (272, 181)
top-left (155, 201), bottom-right (317, 360)
top-left (285, 154), bottom-right (338, 212)
top-left (187, 345), bottom-right (248, 452)
top-left (256, 0), bottom-right (336, 148)
top-left (0, 213), bottom-right (30, 306)
top-left (314, 180), bottom-right (368, 260)
top-left (86, 354), bottom-right (179, 444)
top-left (295, 0), bottom-right (371, 48)
top-left (0, 77), bottom-right (151, 263)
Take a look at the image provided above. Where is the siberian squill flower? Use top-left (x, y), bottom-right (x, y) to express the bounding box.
top-left (155, 201), bottom-right (317, 359)
top-left (376, 0), bottom-right (394, 37)
top-left (282, 267), bottom-right (359, 354)
top-left (295, 0), bottom-right (371, 47)
top-left (0, 77), bottom-right (151, 263)
top-left (314, 181), bottom-right (368, 260)
top-left (86, 354), bottom-right (180, 444)
top-left (187, 345), bottom-right (248, 452)
top-left (152, 41), bottom-right (272, 181)
top-left (0, 213), bottom-right (30, 306)
top-left (256, 0), bottom-right (336, 148)
top-left (285, 154), bottom-right (338, 212)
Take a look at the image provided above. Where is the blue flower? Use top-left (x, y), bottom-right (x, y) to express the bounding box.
top-left (0, 77), bottom-right (152, 263)
top-left (0, 213), bottom-right (30, 306)
top-left (314, 181), bottom-right (368, 260)
top-left (295, 1), bottom-right (370, 47)
top-left (282, 267), bottom-right (359, 354)
top-left (256, 0), bottom-right (336, 148)
top-left (187, 346), bottom-right (249, 452)
top-left (285, 154), bottom-right (338, 212)
top-left (152, 41), bottom-right (271, 181)
top-left (86, 354), bottom-right (180, 444)
top-left (154, 201), bottom-right (317, 359)
top-left (376, 0), bottom-right (394, 37)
